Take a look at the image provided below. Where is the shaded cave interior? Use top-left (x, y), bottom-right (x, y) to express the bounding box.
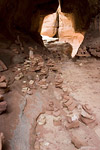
top-left (0, 0), bottom-right (100, 67)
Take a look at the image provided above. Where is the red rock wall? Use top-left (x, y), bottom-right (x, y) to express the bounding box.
top-left (79, 13), bottom-right (100, 57)
top-left (41, 13), bottom-right (58, 37)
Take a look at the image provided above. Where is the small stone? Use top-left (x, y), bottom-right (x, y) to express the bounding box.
top-left (53, 117), bottom-right (62, 126)
top-left (50, 66), bottom-right (58, 72)
top-left (62, 85), bottom-right (68, 92)
top-left (0, 95), bottom-right (4, 101)
top-left (37, 114), bottom-right (46, 125)
top-left (40, 84), bottom-right (48, 89)
top-left (66, 116), bottom-right (72, 123)
top-left (39, 79), bottom-right (48, 89)
top-left (40, 67), bottom-right (48, 76)
top-left (82, 104), bottom-right (93, 115)
top-left (81, 109), bottom-right (94, 119)
top-left (66, 120), bottom-right (80, 129)
top-left (0, 60), bottom-right (7, 72)
top-left (29, 80), bottom-right (34, 85)
top-left (47, 59), bottom-right (55, 67)
top-left (38, 61), bottom-right (44, 67)
top-left (22, 87), bottom-right (28, 93)
top-left (79, 63), bottom-right (83, 66)
top-left (71, 134), bottom-right (86, 149)
top-left (55, 74), bottom-right (63, 88)
top-left (63, 99), bottom-right (73, 108)
top-left (27, 88), bottom-right (33, 95)
top-left (0, 82), bottom-right (7, 88)
top-left (53, 109), bottom-right (60, 117)
top-left (0, 132), bottom-right (4, 150)
top-left (63, 94), bottom-right (70, 101)
top-left (67, 102), bottom-right (77, 111)
top-left (0, 101), bottom-right (7, 114)
top-left (23, 81), bottom-right (27, 84)
top-left (17, 68), bottom-right (21, 71)
top-left (15, 72), bottom-right (24, 80)
top-left (80, 115), bottom-right (96, 125)
top-left (0, 76), bottom-right (6, 83)
top-left (29, 50), bottom-right (34, 60)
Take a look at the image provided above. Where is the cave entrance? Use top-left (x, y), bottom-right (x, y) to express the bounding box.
top-left (40, 5), bottom-right (84, 58)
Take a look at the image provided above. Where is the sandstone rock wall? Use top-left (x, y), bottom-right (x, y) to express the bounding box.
top-left (41, 9), bottom-right (84, 57)
top-left (41, 13), bottom-right (58, 37)
top-left (79, 13), bottom-right (100, 57)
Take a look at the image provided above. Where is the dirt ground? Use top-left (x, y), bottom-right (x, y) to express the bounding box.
top-left (0, 41), bottom-right (100, 150)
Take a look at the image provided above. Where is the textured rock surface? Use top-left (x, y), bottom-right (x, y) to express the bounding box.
top-left (41, 12), bottom-right (58, 37)
top-left (0, 0), bottom-right (58, 46)
top-left (61, 0), bottom-right (99, 32)
top-left (79, 13), bottom-right (100, 57)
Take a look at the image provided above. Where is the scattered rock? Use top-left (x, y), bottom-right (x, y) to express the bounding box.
top-left (40, 66), bottom-right (48, 76)
top-left (0, 82), bottom-right (7, 88)
top-left (29, 80), bottom-right (34, 85)
top-left (37, 114), bottom-right (46, 125)
top-left (0, 95), bottom-right (4, 101)
top-left (63, 98), bottom-right (73, 108)
top-left (29, 50), bottom-right (34, 60)
top-left (0, 60), bottom-right (7, 72)
top-left (0, 101), bottom-right (7, 114)
top-left (66, 120), bottom-right (80, 129)
top-left (67, 102), bottom-right (77, 111)
top-left (53, 108), bottom-right (60, 117)
top-left (53, 117), bottom-right (62, 126)
top-left (62, 85), bottom-right (68, 92)
top-left (39, 79), bottom-right (48, 89)
top-left (15, 72), bottom-right (24, 80)
top-left (55, 74), bottom-right (63, 88)
top-left (63, 93), bottom-right (70, 101)
top-left (71, 134), bottom-right (86, 149)
top-left (0, 76), bottom-right (6, 83)
top-left (0, 133), bottom-right (4, 150)
top-left (47, 59), bottom-right (55, 67)
top-left (80, 115), bottom-right (96, 126)
top-left (82, 104), bottom-right (93, 115)
top-left (22, 87), bottom-right (32, 94)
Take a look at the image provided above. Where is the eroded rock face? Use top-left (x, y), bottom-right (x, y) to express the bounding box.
top-left (79, 13), bottom-right (100, 57)
top-left (41, 12), bottom-right (58, 37)
top-left (61, 0), bottom-right (99, 32)
top-left (0, 0), bottom-right (58, 45)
